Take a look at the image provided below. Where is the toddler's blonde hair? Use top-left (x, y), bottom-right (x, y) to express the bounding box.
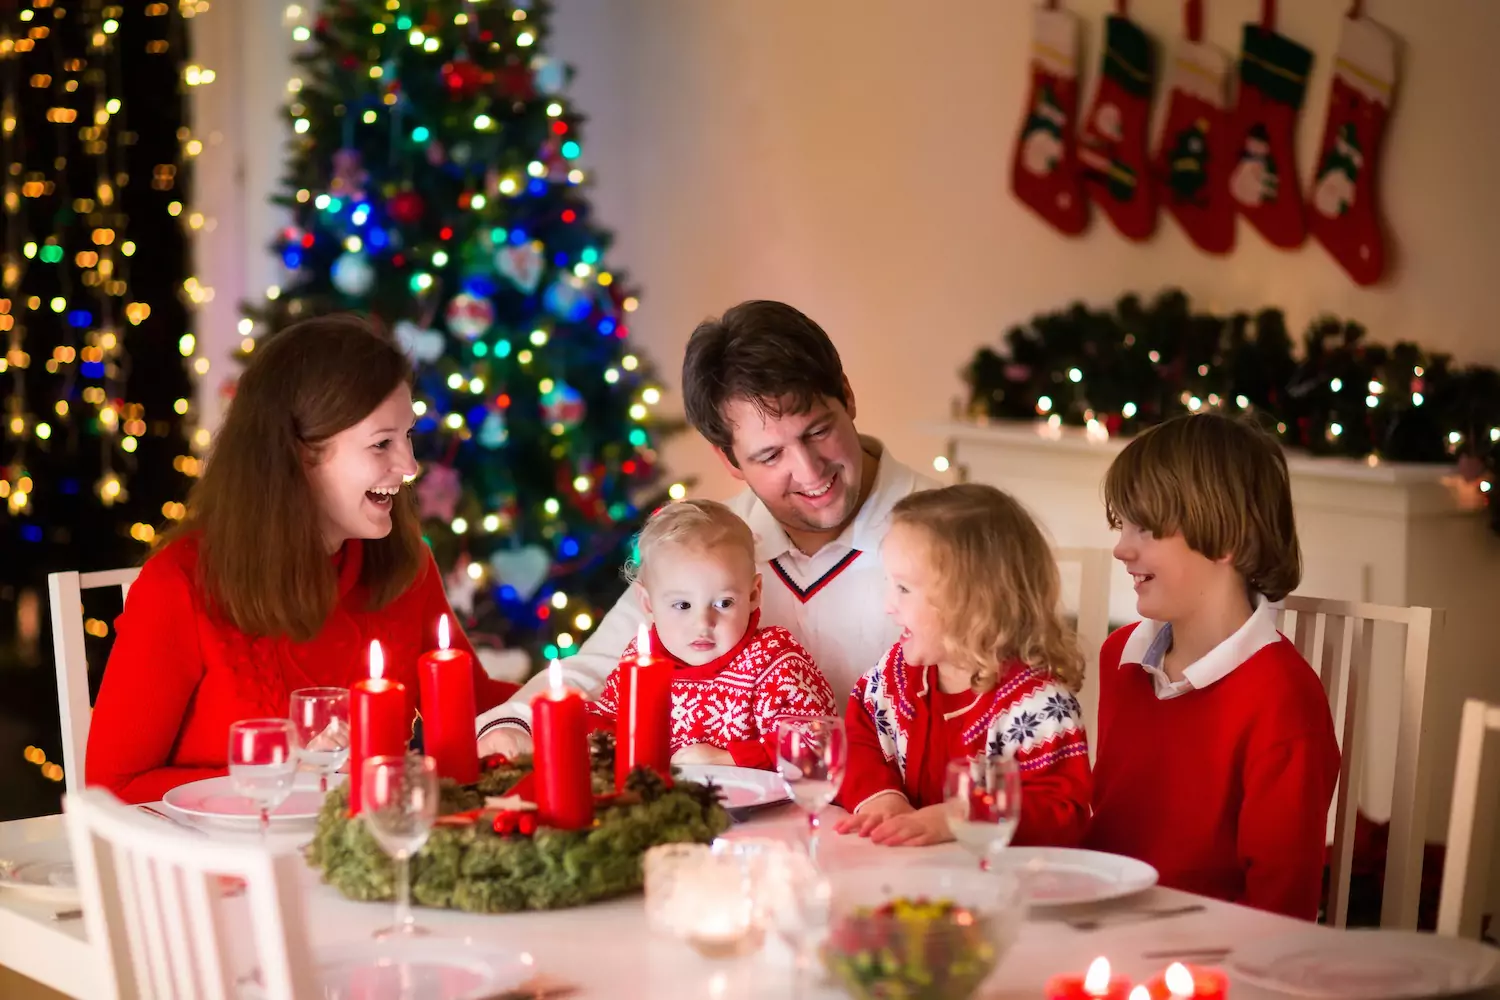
top-left (625, 498), bottom-right (755, 584)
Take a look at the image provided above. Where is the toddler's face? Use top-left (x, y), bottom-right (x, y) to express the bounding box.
top-left (640, 541), bottom-right (760, 666)
top-left (881, 523), bottom-right (949, 668)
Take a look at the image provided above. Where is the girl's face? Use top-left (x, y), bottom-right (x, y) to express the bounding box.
top-left (304, 385), bottom-right (419, 552)
top-left (881, 522), bottom-right (949, 667)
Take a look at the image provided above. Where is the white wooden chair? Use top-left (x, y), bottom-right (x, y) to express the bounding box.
top-left (65, 788), bottom-right (319, 1000)
top-left (1054, 547), bottom-right (1113, 763)
top-left (1275, 596), bottom-right (1439, 930)
top-left (1437, 698), bottom-right (1500, 939)
top-left (47, 567), bottom-right (141, 795)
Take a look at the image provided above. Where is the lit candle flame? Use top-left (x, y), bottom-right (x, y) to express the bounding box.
top-left (1164, 963), bottom-right (1195, 997)
top-left (1129, 988), bottom-right (1151, 1000)
top-left (548, 658), bottom-right (564, 696)
top-left (437, 613), bottom-right (450, 651)
top-left (368, 639), bottom-right (384, 680)
top-left (636, 623), bottom-right (650, 665)
top-left (1084, 958), bottom-right (1111, 996)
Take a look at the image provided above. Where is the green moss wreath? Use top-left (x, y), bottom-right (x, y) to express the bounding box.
top-left (305, 734), bottom-right (731, 913)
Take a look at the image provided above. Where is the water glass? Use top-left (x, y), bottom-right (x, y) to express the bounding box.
top-left (944, 754), bottom-right (1022, 869)
top-left (773, 716), bottom-right (846, 862)
top-left (361, 754), bottom-right (439, 939)
top-left (289, 686), bottom-right (350, 793)
top-left (227, 718), bottom-right (298, 839)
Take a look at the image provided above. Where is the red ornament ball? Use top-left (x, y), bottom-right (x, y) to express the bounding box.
top-left (443, 59), bottom-right (489, 100)
top-left (386, 190), bottom-right (425, 225)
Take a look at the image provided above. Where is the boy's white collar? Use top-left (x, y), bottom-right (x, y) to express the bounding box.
top-left (1120, 593), bottom-right (1283, 692)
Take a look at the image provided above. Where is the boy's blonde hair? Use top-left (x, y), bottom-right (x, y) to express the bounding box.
top-left (1103, 412), bottom-right (1301, 601)
top-left (891, 484), bottom-right (1084, 692)
top-left (625, 498), bottom-right (756, 583)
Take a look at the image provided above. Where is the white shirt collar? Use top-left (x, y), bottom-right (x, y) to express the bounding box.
top-left (745, 437), bottom-right (923, 563)
top-left (1120, 593), bottom-right (1282, 699)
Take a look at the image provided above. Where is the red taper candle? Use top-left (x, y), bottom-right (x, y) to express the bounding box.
top-left (531, 658), bottom-right (594, 830)
top-left (349, 640), bottom-right (409, 815)
top-left (614, 623), bottom-right (672, 791)
top-left (418, 614), bottom-right (479, 785)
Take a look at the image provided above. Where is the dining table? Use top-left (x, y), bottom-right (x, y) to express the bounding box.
top-left (1, 794), bottom-right (1496, 1000)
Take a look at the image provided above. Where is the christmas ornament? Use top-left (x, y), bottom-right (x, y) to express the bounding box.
top-left (496, 243), bottom-right (545, 293)
top-left (387, 190), bottom-right (426, 225)
top-left (491, 545), bottom-right (552, 602)
top-left (532, 56), bottom-right (566, 94)
top-left (1010, 2), bottom-right (1088, 236)
top-left (480, 408), bottom-right (509, 448)
top-left (543, 276), bottom-right (592, 322)
top-left (1078, 4), bottom-right (1157, 241)
top-left (330, 149), bottom-right (367, 200)
top-left (541, 382), bottom-right (586, 429)
top-left (394, 320), bottom-right (444, 363)
top-left (426, 141), bottom-right (447, 168)
top-left (494, 61), bottom-right (536, 101)
top-left (443, 58), bottom-right (489, 100)
top-left (331, 252), bottom-right (375, 297)
top-left (445, 292), bottom-right (495, 340)
top-left (1308, 9), bottom-right (1396, 286)
top-left (1152, 0), bottom-right (1235, 255)
top-left (1225, 1), bottom-right (1313, 249)
top-left (416, 464), bottom-right (463, 522)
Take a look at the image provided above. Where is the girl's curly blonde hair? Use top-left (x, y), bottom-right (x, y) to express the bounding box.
top-left (891, 484), bottom-right (1084, 692)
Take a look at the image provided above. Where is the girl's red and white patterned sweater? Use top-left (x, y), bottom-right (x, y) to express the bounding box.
top-left (586, 612), bottom-right (838, 770)
top-left (839, 644), bottom-right (1093, 847)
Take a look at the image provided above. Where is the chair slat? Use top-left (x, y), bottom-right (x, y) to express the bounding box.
top-left (1437, 699), bottom-right (1500, 938)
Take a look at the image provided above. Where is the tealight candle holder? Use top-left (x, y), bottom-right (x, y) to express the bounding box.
top-left (643, 842), bottom-right (711, 937)
top-left (1146, 962), bottom-right (1228, 1000)
top-left (1045, 957), bottom-right (1133, 1000)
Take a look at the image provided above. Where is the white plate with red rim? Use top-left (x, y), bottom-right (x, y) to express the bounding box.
top-left (161, 772), bottom-right (337, 829)
top-left (676, 764), bottom-right (790, 814)
top-left (0, 844), bottom-right (79, 904)
top-left (241, 937), bottom-right (532, 1000)
top-left (985, 847), bottom-right (1159, 906)
top-left (1229, 929), bottom-right (1500, 999)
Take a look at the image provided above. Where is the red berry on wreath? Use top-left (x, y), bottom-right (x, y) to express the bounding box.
top-left (518, 814), bottom-right (538, 836)
top-left (492, 812), bottom-right (518, 836)
top-left (481, 753), bottom-right (510, 769)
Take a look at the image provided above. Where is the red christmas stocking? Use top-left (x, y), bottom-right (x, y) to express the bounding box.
top-left (1308, 9), bottom-right (1396, 286)
top-left (1079, 3), bottom-right (1156, 241)
top-left (1010, 3), bottom-right (1088, 236)
top-left (1152, 0), bottom-right (1234, 255)
top-left (1225, 0), bottom-right (1313, 249)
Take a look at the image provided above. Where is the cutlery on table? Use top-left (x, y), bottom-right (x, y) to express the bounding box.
top-left (50, 908), bottom-right (83, 922)
top-left (1064, 903), bottom-right (1205, 932)
top-left (1140, 946), bottom-right (1231, 961)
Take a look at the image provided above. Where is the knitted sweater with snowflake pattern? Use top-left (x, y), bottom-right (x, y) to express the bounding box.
top-left (586, 614), bottom-right (837, 770)
top-left (838, 644), bottom-right (1092, 847)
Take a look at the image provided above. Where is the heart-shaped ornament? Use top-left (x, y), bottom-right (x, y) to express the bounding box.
top-left (394, 320), bottom-right (444, 363)
top-left (489, 545), bottom-right (551, 602)
top-left (495, 243), bottom-right (544, 294)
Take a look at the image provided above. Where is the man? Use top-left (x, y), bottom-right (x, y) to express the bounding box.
top-left (477, 300), bottom-right (937, 756)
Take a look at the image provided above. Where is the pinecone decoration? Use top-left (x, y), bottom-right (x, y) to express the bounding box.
top-left (624, 765), bottom-right (671, 801)
top-left (588, 729), bottom-right (617, 774)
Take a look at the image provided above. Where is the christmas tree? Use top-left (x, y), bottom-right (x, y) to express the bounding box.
top-left (244, 0), bottom-right (682, 669)
top-left (1, 1), bottom-right (199, 806)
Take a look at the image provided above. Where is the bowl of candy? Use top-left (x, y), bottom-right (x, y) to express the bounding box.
top-left (820, 865), bottom-right (1024, 1000)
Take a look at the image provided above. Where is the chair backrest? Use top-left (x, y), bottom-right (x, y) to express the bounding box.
top-left (48, 567), bottom-right (141, 795)
top-left (1437, 698), bottom-right (1500, 939)
top-left (1054, 547), bottom-right (1113, 763)
top-left (64, 788), bottom-right (319, 1000)
top-left (1275, 595), bottom-right (1439, 930)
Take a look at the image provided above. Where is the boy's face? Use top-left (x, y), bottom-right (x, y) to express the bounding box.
top-left (881, 523), bottom-right (949, 668)
top-left (639, 541), bottom-right (761, 666)
top-left (1112, 521), bottom-right (1234, 622)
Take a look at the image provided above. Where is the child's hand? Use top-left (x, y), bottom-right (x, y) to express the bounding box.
top-left (671, 743), bottom-right (734, 765)
top-left (835, 792), bottom-right (913, 836)
top-left (868, 804), bottom-right (953, 847)
top-left (477, 727), bottom-right (532, 760)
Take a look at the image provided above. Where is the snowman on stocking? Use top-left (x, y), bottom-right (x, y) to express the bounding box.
top-left (1010, 1), bottom-right (1088, 236)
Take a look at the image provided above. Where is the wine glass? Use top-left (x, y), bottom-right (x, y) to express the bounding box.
top-left (762, 849), bottom-right (833, 1000)
top-left (944, 754), bottom-right (1022, 869)
top-left (773, 716), bottom-right (846, 863)
top-left (227, 719), bottom-right (298, 840)
top-left (289, 686), bottom-right (350, 793)
top-left (361, 754), bottom-right (438, 939)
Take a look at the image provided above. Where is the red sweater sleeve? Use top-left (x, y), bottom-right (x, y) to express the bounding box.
top-left (1237, 731), bottom-right (1340, 920)
top-left (585, 655), bottom-right (625, 733)
top-left (415, 552), bottom-right (517, 713)
top-left (837, 673), bottom-right (906, 812)
top-left (735, 633), bottom-right (838, 771)
top-left (86, 551), bottom-right (225, 803)
top-left (1014, 751), bottom-right (1093, 848)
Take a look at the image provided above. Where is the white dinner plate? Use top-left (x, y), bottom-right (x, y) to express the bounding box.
top-left (1230, 929), bottom-right (1500, 999)
top-left (985, 847), bottom-right (1158, 906)
top-left (242, 938), bottom-right (530, 1000)
top-left (162, 774), bottom-right (327, 829)
top-left (0, 841), bottom-right (79, 904)
top-left (676, 764), bottom-right (790, 813)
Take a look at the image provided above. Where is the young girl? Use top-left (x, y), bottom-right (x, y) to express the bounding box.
top-left (587, 498), bottom-right (837, 768)
top-left (836, 483), bottom-right (1092, 847)
top-left (86, 315), bottom-right (518, 803)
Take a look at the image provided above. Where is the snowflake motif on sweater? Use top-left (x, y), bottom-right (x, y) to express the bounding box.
top-left (589, 625), bottom-right (837, 768)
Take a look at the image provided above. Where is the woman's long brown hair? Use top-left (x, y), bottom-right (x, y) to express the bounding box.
top-left (160, 314), bottom-right (425, 640)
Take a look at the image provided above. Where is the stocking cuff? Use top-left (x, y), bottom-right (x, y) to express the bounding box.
top-left (1103, 15), bottom-right (1154, 97)
top-left (1239, 25), bottom-right (1313, 107)
top-left (1334, 16), bottom-right (1396, 106)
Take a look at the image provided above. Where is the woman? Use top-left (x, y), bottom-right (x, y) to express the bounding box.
top-left (86, 314), bottom-right (517, 803)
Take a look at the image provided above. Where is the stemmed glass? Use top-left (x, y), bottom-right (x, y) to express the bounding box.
top-left (227, 719), bottom-right (298, 840)
top-left (773, 716), bottom-right (847, 863)
top-left (361, 754), bottom-right (438, 939)
top-left (944, 754), bottom-right (1022, 870)
top-left (763, 849), bottom-right (833, 1000)
top-left (289, 686), bottom-right (350, 793)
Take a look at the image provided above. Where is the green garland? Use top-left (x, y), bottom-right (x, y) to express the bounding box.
top-left (306, 740), bottom-right (731, 913)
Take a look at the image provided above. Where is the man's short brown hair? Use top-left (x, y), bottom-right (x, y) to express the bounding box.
top-left (681, 300), bottom-right (849, 463)
top-left (1103, 412), bottom-right (1301, 600)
